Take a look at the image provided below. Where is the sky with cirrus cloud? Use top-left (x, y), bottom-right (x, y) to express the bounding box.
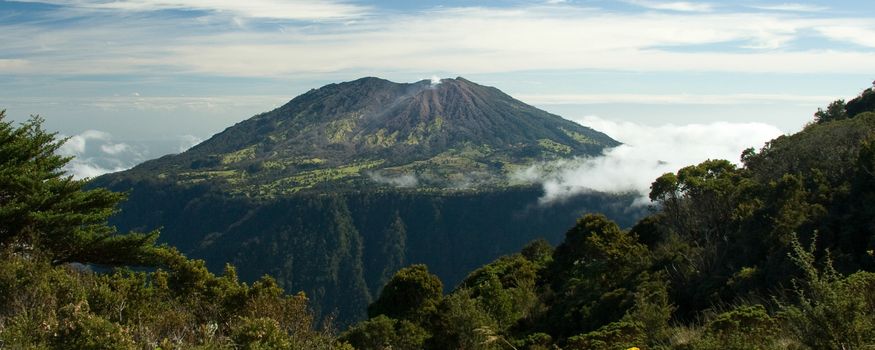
top-left (0, 0), bottom-right (873, 182)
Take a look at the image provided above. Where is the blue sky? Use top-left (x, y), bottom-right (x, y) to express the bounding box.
top-left (1, 0), bottom-right (874, 178)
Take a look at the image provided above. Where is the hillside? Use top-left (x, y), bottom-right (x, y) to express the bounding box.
top-left (343, 86), bottom-right (875, 350)
top-left (90, 77), bottom-right (638, 325)
top-left (0, 111), bottom-right (349, 349)
top-left (5, 84), bottom-right (875, 349)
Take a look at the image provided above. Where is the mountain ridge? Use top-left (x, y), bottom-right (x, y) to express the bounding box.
top-left (102, 77), bottom-right (618, 195)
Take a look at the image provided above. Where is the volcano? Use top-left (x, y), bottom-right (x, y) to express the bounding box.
top-left (92, 77), bottom-right (639, 325)
top-left (106, 77), bottom-right (617, 194)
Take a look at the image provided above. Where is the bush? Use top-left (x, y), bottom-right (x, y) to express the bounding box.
top-left (340, 315), bottom-right (428, 350)
top-left (231, 317), bottom-right (291, 350)
top-left (697, 305), bottom-right (778, 350)
top-left (54, 301), bottom-right (136, 350)
top-left (781, 235), bottom-right (875, 350)
top-left (565, 321), bottom-right (643, 350)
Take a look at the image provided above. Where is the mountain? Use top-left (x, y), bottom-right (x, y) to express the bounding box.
top-left (91, 77), bottom-right (641, 325)
top-left (109, 77), bottom-right (618, 193)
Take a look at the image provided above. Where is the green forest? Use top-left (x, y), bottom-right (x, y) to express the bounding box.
top-left (87, 76), bottom-right (642, 326)
top-left (2, 84), bottom-right (875, 349)
top-left (340, 88), bottom-right (875, 349)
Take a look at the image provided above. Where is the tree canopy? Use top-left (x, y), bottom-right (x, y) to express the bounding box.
top-left (0, 110), bottom-right (351, 349)
top-left (345, 83), bottom-right (875, 350)
top-left (0, 111), bottom-right (161, 266)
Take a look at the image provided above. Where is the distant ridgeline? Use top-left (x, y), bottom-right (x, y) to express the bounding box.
top-left (91, 77), bottom-right (642, 324)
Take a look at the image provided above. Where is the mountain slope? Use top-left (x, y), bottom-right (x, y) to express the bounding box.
top-left (91, 77), bottom-right (637, 325)
top-left (107, 77), bottom-right (617, 194)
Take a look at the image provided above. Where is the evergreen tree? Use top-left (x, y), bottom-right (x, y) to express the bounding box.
top-left (0, 111), bottom-right (160, 266)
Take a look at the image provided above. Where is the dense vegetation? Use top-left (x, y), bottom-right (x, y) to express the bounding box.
top-left (342, 86), bottom-right (875, 349)
top-left (90, 77), bottom-right (640, 325)
top-left (5, 82), bottom-right (875, 349)
top-left (99, 178), bottom-right (644, 325)
top-left (0, 111), bottom-right (350, 349)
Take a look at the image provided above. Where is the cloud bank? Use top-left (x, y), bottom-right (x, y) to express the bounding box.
top-left (57, 130), bottom-right (203, 179)
top-left (514, 116), bottom-right (783, 204)
top-left (57, 130), bottom-right (137, 179)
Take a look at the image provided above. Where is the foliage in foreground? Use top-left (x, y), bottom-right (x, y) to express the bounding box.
top-left (0, 111), bottom-right (349, 349)
top-left (5, 81), bottom-right (875, 349)
top-left (0, 249), bottom-right (351, 349)
top-left (344, 85), bottom-right (875, 349)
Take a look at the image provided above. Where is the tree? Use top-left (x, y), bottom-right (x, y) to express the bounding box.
top-left (543, 214), bottom-right (651, 337)
top-left (845, 88), bottom-right (875, 118)
top-left (367, 264), bottom-right (443, 324)
top-left (550, 214), bottom-right (649, 288)
top-left (0, 111), bottom-right (161, 266)
top-left (813, 99), bottom-right (847, 124)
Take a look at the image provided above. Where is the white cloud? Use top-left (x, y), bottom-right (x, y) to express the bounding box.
top-left (515, 93), bottom-right (835, 105)
top-left (515, 116), bottom-right (783, 204)
top-left (11, 0), bottom-right (369, 21)
top-left (817, 25), bottom-right (875, 48)
top-left (623, 0), bottom-right (715, 12)
top-left (750, 3), bottom-right (828, 12)
top-left (58, 129), bottom-right (111, 155)
top-left (3, 6), bottom-right (875, 77)
top-left (58, 134), bottom-right (87, 155)
top-left (156, 10), bottom-right (871, 76)
top-left (178, 134), bottom-right (203, 152)
top-left (367, 171), bottom-right (419, 188)
top-left (100, 142), bottom-right (130, 155)
top-left (57, 129), bottom-right (141, 179)
top-left (63, 158), bottom-right (128, 179)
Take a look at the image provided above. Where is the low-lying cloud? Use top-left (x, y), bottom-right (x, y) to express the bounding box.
top-left (57, 130), bottom-right (204, 179)
top-left (57, 130), bottom-right (141, 179)
top-left (368, 171), bottom-right (419, 188)
top-left (515, 116), bottom-right (783, 205)
top-left (178, 134), bottom-right (204, 152)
